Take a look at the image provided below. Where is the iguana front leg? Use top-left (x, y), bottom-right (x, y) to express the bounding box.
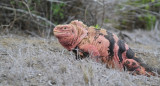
top-left (78, 44), bottom-right (100, 60)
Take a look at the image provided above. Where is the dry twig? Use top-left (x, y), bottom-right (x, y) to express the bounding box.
top-left (0, 5), bottom-right (56, 27)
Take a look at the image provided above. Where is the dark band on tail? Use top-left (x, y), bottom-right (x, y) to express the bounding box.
top-left (126, 48), bottom-right (135, 59)
top-left (126, 48), bottom-right (143, 64)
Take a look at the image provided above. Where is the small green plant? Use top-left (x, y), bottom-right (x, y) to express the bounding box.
top-left (94, 24), bottom-right (101, 29)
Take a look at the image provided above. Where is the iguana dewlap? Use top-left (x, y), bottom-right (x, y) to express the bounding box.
top-left (53, 20), bottom-right (159, 76)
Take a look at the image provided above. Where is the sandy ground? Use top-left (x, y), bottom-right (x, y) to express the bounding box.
top-left (0, 30), bottom-right (160, 86)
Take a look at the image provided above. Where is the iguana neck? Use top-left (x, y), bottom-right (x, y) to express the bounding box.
top-left (70, 27), bottom-right (88, 51)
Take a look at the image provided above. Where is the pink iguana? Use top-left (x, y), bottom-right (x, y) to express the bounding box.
top-left (53, 20), bottom-right (160, 76)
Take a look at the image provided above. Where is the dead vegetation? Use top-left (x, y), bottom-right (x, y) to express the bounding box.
top-left (0, 33), bottom-right (160, 86)
top-left (0, 0), bottom-right (160, 86)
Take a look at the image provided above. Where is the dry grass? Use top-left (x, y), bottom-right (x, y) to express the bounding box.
top-left (0, 0), bottom-right (160, 85)
top-left (0, 32), bottom-right (160, 86)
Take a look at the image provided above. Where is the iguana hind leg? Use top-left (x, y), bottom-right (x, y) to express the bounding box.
top-left (123, 59), bottom-right (149, 75)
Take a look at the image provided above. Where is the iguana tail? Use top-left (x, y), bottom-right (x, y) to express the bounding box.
top-left (133, 57), bottom-right (160, 76)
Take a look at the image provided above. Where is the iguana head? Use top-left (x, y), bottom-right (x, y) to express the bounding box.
top-left (53, 20), bottom-right (88, 51)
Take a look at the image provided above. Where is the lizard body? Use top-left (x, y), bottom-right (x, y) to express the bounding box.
top-left (54, 20), bottom-right (159, 76)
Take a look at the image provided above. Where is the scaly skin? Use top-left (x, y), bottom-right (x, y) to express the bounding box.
top-left (54, 20), bottom-right (159, 76)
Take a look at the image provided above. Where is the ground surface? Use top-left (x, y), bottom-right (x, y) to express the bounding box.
top-left (0, 29), bottom-right (160, 86)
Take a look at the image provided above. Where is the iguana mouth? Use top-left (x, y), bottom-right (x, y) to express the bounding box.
top-left (53, 31), bottom-right (60, 35)
top-left (54, 32), bottom-right (65, 36)
top-left (54, 30), bottom-right (63, 34)
top-left (54, 31), bottom-right (70, 37)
